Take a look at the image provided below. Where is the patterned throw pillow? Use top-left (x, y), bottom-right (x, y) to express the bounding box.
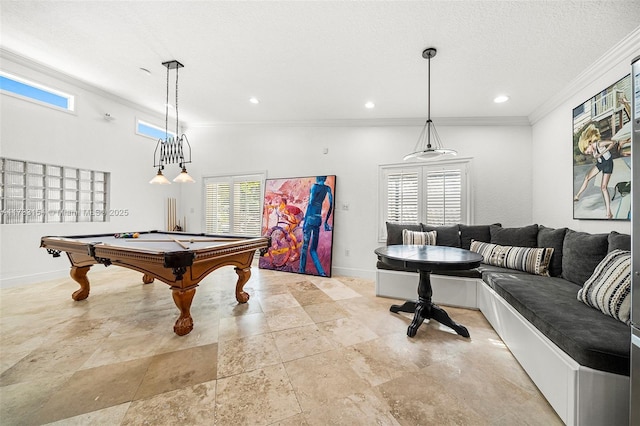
top-left (577, 249), bottom-right (631, 325)
top-left (470, 239), bottom-right (554, 276)
top-left (402, 229), bottom-right (437, 245)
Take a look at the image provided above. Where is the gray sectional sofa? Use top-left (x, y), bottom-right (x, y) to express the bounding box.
top-left (375, 223), bottom-right (631, 426)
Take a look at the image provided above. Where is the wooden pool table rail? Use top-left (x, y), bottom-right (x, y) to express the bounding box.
top-left (41, 233), bottom-right (269, 335)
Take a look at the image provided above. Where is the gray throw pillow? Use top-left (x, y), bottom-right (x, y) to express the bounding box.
top-left (422, 224), bottom-right (461, 247)
top-left (537, 225), bottom-right (567, 277)
top-left (608, 231), bottom-right (631, 252)
top-left (562, 229), bottom-right (609, 286)
top-left (490, 224), bottom-right (539, 247)
top-left (459, 224), bottom-right (498, 250)
top-left (385, 222), bottom-right (422, 246)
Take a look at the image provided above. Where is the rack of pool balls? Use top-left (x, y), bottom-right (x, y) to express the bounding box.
top-left (114, 232), bottom-right (140, 238)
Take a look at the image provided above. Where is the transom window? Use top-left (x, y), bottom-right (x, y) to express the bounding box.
top-left (378, 159), bottom-right (471, 241)
top-left (136, 119), bottom-right (176, 140)
top-left (0, 71), bottom-right (75, 112)
top-left (203, 173), bottom-right (265, 236)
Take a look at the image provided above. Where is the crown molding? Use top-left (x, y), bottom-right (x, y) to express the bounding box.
top-left (189, 115), bottom-right (530, 129)
top-left (0, 47), bottom-right (166, 123)
top-left (1, 47), bottom-right (531, 129)
top-left (528, 26), bottom-right (640, 124)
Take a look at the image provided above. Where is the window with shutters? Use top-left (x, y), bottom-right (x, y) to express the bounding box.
top-left (378, 159), bottom-right (471, 242)
top-left (203, 173), bottom-right (264, 236)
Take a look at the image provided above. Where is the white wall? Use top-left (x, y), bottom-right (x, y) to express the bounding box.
top-left (0, 55), bottom-right (178, 287)
top-left (4, 38), bottom-right (634, 286)
top-left (179, 122), bottom-right (533, 278)
top-left (531, 45), bottom-right (635, 236)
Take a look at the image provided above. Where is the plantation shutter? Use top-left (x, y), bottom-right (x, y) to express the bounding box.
top-left (379, 160), bottom-right (470, 241)
top-left (205, 181), bottom-right (230, 233)
top-left (231, 179), bottom-right (262, 236)
top-left (425, 168), bottom-right (462, 226)
top-left (204, 173), bottom-right (264, 236)
top-left (386, 171), bottom-right (419, 223)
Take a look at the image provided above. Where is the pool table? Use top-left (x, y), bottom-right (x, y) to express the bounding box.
top-left (41, 231), bottom-right (270, 335)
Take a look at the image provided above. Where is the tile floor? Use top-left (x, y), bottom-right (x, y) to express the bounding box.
top-left (0, 264), bottom-right (562, 425)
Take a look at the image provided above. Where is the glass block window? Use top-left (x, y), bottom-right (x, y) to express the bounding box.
top-left (0, 71), bottom-right (75, 112)
top-left (0, 158), bottom-right (109, 224)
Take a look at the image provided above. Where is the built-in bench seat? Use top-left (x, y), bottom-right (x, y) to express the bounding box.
top-left (375, 222), bottom-right (631, 425)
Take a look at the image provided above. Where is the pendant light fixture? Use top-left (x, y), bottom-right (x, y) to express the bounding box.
top-left (404, 48), bottom-right (457, 161)
top-left (150, 60), bottom-right (194, 184)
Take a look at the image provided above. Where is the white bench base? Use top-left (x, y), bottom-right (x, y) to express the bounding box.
top-left (375, 269), bottom-right (478, 309)
top-left (375, 269), bottom-right (630, 425)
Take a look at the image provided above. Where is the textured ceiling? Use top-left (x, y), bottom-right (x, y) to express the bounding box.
top-left (1, 1), bottom-right (640, 126)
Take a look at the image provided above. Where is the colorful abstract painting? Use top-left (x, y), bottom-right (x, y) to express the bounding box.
top-left (259, 175), bottom-right (336, 277)
top-left (572, 73), bottom-right (631, 220)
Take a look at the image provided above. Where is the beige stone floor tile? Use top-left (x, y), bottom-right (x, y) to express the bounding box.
top-left (1, 269), bottom-right (563, 425)
top-left (155, 314), bottom-right (219, 354)
top-left (285, 279), bottom-right (319, 292)
top-left (264, 306), bottom-right (315, 332)
top-left (44, 402), bottom-right (131, 425)
top-left (0, 335), bottom-right (102, 386)
top-left (218, 312), bottom-right (271, 341)
top-left (217, 333), bottom-right (282, 379)
top-left (316, 316), bottom-right (379, 347)
top-left (270, 413), bottom-right (309, 425)
top-left (376, 365), bottom-right (487, 425)
top-left (272, 324), bottom-right (335, 362)
top-left (101, 306), bottom-right (178, 336)
top-left (302, 300), bottom-right (349, 324)
top-left (79, 331), bottom-right (162, 370)
top-left (284, 350), bottom-right (371, 412)
top-left (289, 288), bottom-right (334, 306)
top-left (377, 324), bottom-right (472, 369)
top-left (310, 278), bottom-right (362, 300)
top-left (215, 364), bottom-right (301, 425)
top-left (418, 353), bottom-right (535, 422)
top-left (337, 276), bottom-right (379, 298)
top-left (134, 343), bottom-right (218, 400)
top-left (41, 315), bottom-right (113, 346)
top-left (216, 294), bottom-right (264, 318)
top-left (0, 373), bottom-right (73, 426)
top-left (257, 292), bottom-right (302, 312)
top-left (342, 337), bottom-right (421, 386)
top-left (302, 389), bottom-right (400, 425)
top-left (32, 357), bottom-right (152, 424)
top-left (122, 381), bottom-right (216, 425)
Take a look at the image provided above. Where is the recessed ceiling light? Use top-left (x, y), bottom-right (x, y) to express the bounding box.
top-left (249, 97), bottom-right (259, 104)
top-left (494, 95), bottom-right (509, 103)
top-left (365, 101), bottom-right (375, 109)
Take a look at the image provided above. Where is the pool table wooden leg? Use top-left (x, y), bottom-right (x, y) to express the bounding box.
top-left (70, 266), bottom-right (91, 301)
top-left (172, 287), bottom-right (196, 336)
top-left (234, 266), bottom-right (251, 303)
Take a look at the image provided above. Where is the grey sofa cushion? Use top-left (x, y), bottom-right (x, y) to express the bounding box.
top-left (459, 224), bottom-right (497, 250)
top-left (483, 272), bottom-right (630, 376)
top-left (537, 225), bottom-right (567, 277)
top-left (562, 229), bottom-right (609, 286)
top-left (422, 224), bottom-right (461, 247)
top-left (386, 222), bottom-right (422, 246)
top-left (490, 224), bottom-right (539, 247)
top-left (608, 231), bottom-right (631, 252)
